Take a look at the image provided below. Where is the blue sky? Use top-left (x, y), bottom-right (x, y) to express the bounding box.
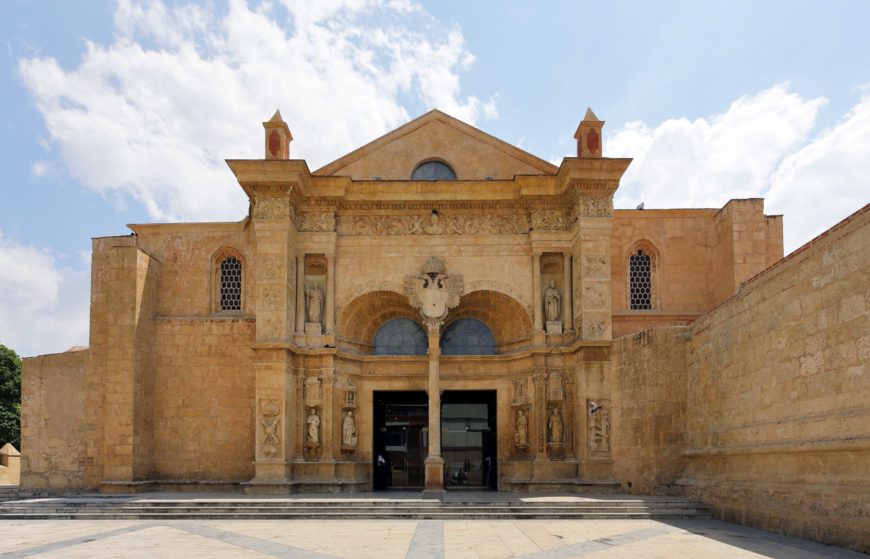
top-left (1, 0), bottom-right (868, 356)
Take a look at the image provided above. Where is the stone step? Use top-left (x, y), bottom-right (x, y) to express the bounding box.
top-left (0, 511), bottom-right (710, 520)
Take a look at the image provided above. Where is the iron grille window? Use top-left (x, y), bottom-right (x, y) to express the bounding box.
top-left (374, 318), bottom-right (427, 355)
top-left (440, 318), bottom-right (496, 355)
top-left (629, 249), bottom-right (652, 310)
top-left (220, 257), bottom-right (242, 311)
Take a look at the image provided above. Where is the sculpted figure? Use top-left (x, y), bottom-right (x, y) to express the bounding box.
top-left (548, 407), bottom-right (563, 444)
top-left (545, 280), bottom-right (561, 322)
top-left (305, 283), bottom-right (323, 323)
top-left (306, 408), bottom-right (320, 444)
top-left (515, 409), bottom-right (529, 448)
top-left (342, 410), bottom-right (357, 446)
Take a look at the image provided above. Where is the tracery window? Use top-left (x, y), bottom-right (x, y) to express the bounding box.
top-left (374, 318), bottom-right (427, 355)
top-left (411, 160), bottom-right (456, 180)
top-left (440, 318), bottom-right (496, 355)
top-left (219, 257), bottom-right (243, 311)
top-left (628, 249), bottom-right (652, 310)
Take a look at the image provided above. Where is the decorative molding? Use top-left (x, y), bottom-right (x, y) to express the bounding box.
top-left (299, 211), bottom-right (336, 232)
top-left (336, 213), bottom-right (530, 236)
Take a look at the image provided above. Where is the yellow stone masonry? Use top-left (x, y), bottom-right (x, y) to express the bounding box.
top-left (19, 109), bottom-right (867, 552)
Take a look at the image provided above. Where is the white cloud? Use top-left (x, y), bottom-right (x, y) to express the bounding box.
top-left (607, 84), bottom-right (868, 252)
top-left (31, 161), bottom-right (51, 177)
top-left (18, 0), bottom-right (495, 222)
top-left (766, 92), bottom-right (870, 250)
top-left (0, 232), bottom-right (90, 357)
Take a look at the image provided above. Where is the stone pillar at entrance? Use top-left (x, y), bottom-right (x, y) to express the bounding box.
top-left (403, 256), bottom-right (463, 494)
top-left (424, 324), bottom-right (444, 493)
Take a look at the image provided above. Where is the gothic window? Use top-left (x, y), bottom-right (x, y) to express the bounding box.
top-left (411, 160), bottom-right (456, 180)
top-left (440, 318), bottom-right (496, 355)
top-left (629, 249), bottom-right (652, 310)
top-left (374, 318), bottom-right (427, 355)
top-left (219, 257), bottom-right (243, 312)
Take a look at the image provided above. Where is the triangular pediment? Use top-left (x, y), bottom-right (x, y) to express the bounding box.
top-left (313, 110), bottom-right (558, 180)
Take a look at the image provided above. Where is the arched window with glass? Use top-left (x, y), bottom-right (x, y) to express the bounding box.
top-left (373, 318), bottom-right (427, 355)
top-left (440, 318), bottom-right (496, 355)
top-left (411, 160), bottom-right (457, 180)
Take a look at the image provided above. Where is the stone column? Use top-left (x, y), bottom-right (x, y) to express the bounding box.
top-left (532, 252), bottom-right (543, 331)
top-left (295, 255), bottom-right (305, 334)
top-left (562, 252), bottom-right (573, 332)
top-left (424, 323), bottom-right (444, 492)
top-left (325, 255), bottom-right (335, 334)
top-left (532, 372), bottom-right (547, 461)
top-left (322, 368), bottom-right (335, 461)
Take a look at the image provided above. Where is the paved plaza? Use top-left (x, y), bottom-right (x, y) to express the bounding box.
top-left (0, 517), bottom-right (865, 558)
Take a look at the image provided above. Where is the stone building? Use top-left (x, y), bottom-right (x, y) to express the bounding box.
top-left (22, 109), bottom-right (869, 550)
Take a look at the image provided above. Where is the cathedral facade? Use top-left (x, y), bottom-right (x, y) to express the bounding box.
top-left (21, 109), bottom-right (869, 549)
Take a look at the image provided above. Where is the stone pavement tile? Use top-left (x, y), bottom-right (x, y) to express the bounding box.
top-left (24, 525), bottom-right (275, 559)
top-left (201, 519), bottom-right (416, 559)
top-left (0, 520), bottom-right (142, 554)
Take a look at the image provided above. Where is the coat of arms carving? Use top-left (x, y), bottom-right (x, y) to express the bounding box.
top-left (404, 256), bottom-right (463, 327)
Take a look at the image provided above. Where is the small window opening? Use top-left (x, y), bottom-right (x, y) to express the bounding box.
top-left (629, 250), bottom-right (652, 310)
top-left (220, 257), bottom-right (243, 311)
top-left (411, 160), bottom-right (456, 180)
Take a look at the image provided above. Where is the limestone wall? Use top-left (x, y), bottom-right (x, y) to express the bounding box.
top-left (611, 328), bottom-right (688, 494)
top-left (0, 443), bottom-right (20, 485)
top-left (20, 349), bottom-right (92, 490)
top-left (152, 318), bottom-right (256, 480)
top-left (685, 206), bottom-right (870, 551)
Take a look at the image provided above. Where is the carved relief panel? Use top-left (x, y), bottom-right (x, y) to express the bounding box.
top-left (258, 399), bottom-right (282, 460)
top-left (588, 399), bottom-right (611, 457)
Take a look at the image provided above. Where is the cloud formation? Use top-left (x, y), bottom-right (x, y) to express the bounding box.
top-left (0, 232), bottom-right (90, 357)
top-left (607, 84), bottom-right (868, 253)
top-left (19, 0), bottom-right (496, 222)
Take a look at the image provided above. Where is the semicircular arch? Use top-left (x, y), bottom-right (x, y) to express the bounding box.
top-left (443, 290), bottom-right (532, 351)
top-left (336, 290), bottom-right (420, 353)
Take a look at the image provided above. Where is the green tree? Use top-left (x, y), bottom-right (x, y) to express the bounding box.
top-left (0, 344), bottom-right (21, 450)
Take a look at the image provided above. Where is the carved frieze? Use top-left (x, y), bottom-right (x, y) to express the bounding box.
top-left (582, 312), bottom-right (610, 340)
top-left (530, 209), bottom-right (568, 231)
top-left (299, 211), bottom-right (336, 232)
top-left (568, 194), bottom-right (614, 224)
top-left (336, 213), bottom-right (529, 236)
top-left (254, 196), bottom-right (289, 220)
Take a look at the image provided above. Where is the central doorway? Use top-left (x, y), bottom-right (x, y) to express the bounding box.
top-left (373, 391), bottom-right (428, 489)
top-left (441, 390), bottom-right (497, 489)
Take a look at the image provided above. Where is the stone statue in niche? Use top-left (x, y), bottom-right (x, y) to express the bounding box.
top-left (589, 400), bottom-right (611, 452)
top-left (305, 282), bottom-right (324, 324)
top-left (544, 280), bottom-right (562, 334)
top-left (260, 400), bottom-right (281, 458)
top-left (515, 409), bottom-right (529, 449)
top-left (548, 407), bottom-right (563, 445)
top-left (306, 408), bottom-right (321, 445)
top-left (545, 280), bottom-right (561, 322)
top-left (342, 410), bottom-right (357, 447)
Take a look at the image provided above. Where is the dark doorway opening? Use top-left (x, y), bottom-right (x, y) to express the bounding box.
top-left (373, 391), bottom-right (428, 490)
top-left (441, 390), bottom-right (497, 489)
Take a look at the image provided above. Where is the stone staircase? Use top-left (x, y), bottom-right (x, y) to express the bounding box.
top-left (0, 496), bottom-right (711, 520)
